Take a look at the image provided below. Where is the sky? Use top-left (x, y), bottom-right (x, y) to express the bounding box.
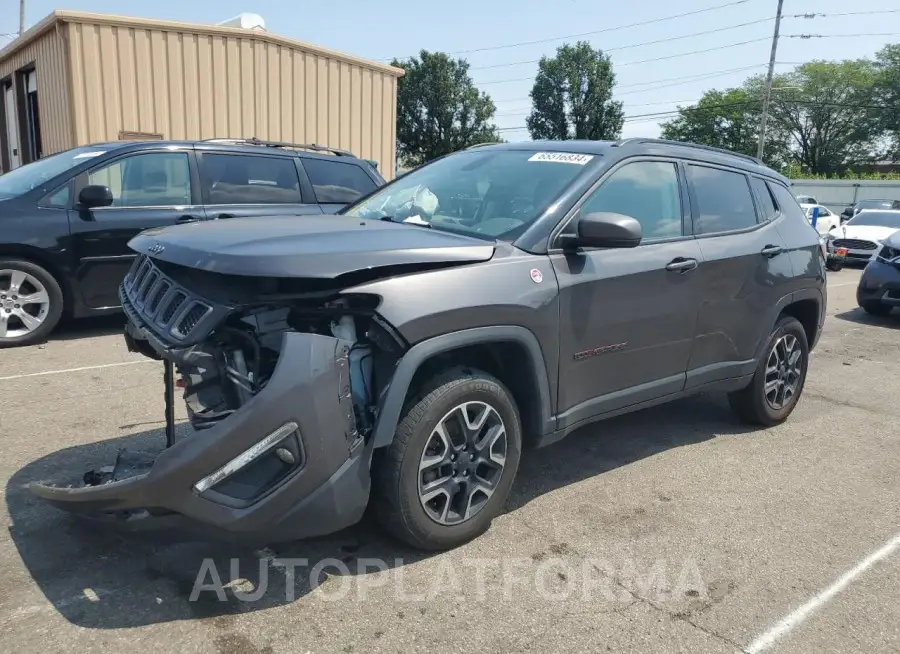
top-left (3, 0), bottom-right (899, 142)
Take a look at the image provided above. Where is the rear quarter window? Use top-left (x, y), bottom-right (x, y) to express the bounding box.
top-left (768, 182), bottom-right (810, 225)
top-left (302, 158), bottom-right (378, 204)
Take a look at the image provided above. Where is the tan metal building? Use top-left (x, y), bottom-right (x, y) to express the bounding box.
top-left (0, 10), bottom-right (403, 175)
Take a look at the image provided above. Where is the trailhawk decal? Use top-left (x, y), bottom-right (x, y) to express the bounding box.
top-left (527, 152), bottom-right (594, 165)
top-left (574, 342), bottom-right (628, 361)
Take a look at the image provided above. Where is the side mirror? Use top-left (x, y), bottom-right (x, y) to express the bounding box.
top-left (78, 185), bottom-right (114, 209)
top-left (562, 211), bottom-right (643, 250)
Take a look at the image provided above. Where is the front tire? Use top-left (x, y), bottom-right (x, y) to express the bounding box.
top-left (371, 367), bottom-right (522, 551)
top-left (0, 260), bottom-right (63, 348)
top-left (728, 316), bottom-right (809, 427)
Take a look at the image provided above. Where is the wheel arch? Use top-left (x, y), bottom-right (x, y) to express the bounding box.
top-left (759, 288), bottom-right (823, 358)
top-left (0, 245), bottom-right (73, 317)
top-left (371, 326), bottom-right (555, 449)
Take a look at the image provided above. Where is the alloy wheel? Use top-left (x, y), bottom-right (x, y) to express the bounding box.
top-left (0, 269), bottom-right (51, 339)
top-left (764, 333), bottom-right (803, 410)
top-left (418, 401), bottom-right (508, 525)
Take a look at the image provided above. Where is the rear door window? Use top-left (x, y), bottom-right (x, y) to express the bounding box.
top-left (687, 165), bottom-right (757, 234)
top-left (200, 153), bottom-right (304, 204)
top-left (301, 158), bottom-right (378, 204)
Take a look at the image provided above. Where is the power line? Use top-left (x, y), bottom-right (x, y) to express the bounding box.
top-left (791, 9), bottom-right (900, 19)
top-left (493, 98), bottom-right (896, 131)
top-left (477, 38), bottom-right (773, 85)
top-left (469, 17), bottom-right (775, 71)
top-left (491, 63), bottom-right (778, 107)
top-left (383, 0), bottom-right (759, 60)
top-left (788, 32), bottom-right (900, 39)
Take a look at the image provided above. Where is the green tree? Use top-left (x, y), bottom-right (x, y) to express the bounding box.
top-left (660, 88), bottom-right (790, 167)
top-left (660, 60), bottom-right (882, 174)
top-left (390, 51), bottom-right (500, 167)
top-left (758, 60), bottom-right (881, 174)
top-left (526, 41), bottom-right (624, 141)
top-left (873, 44), bottom-right (900, 160)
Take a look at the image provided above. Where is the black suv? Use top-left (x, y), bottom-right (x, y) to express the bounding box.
top-left (0, 138), bottom-right (384, 347)
top-left (31, 139), bottom-right (826, 551)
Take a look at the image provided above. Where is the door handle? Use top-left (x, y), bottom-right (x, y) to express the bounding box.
top-left (214, 213), bottom-right (236, 220)
top-left (665, 257), bottom-right (698, 273)
top-left (176, 214), bottom-right (202, 223)
top-left (761, 244), bottom-right (783, 257)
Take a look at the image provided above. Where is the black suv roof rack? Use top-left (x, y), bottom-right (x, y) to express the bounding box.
top-left (200, 137), bottom-right (357, 158)
top-left (615, 138), bottom-right (763, 165)
top-left (466, 142), bottom-right (503, 150)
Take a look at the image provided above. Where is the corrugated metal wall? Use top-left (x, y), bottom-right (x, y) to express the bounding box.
top-left (0, 26), bottom-right (73, 156)
top-left (66, 20), bottom-right (400, 176)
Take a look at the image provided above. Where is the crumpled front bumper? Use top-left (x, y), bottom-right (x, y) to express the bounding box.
top-left (28, 332), bottom-right (372, 544)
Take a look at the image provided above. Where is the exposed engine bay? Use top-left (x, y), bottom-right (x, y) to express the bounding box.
top-left (120, 254), bottom-right (409, 444)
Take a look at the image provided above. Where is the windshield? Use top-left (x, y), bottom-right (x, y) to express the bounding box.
top-left (856, 199), bottom-right (896, 211)
top-left (343, 149), bottom-right (596, 240)
top-left (846, 211), bottom-right (900, 229)
top-left (0, 146), bottom-right (111, 199)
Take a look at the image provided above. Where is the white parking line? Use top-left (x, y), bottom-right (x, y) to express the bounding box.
top-left (0, 359), bottom-right (153, 382)
top-left (745, 530), bottom-right (900, 653)
top-left (828, 282), bottom-right (859, 288)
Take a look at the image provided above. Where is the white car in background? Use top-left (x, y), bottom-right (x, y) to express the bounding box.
top-left (831, 209), bottom-right (900, 264)
top-left (800, 203), bottom-right (840, 235)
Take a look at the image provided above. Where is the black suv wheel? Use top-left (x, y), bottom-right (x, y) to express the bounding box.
top-left (371, 367), bottom-right (522, 550)
top-left (728, 315), bottom-right (809, 426)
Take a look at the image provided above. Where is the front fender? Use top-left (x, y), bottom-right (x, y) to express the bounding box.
top-left (371, 325), bottom-right (556, 448)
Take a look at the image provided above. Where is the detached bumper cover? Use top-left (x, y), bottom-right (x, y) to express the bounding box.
top-left (857, 260), bottom-right (900, 307)
top-left (29, 332), bottom-right (371, 544)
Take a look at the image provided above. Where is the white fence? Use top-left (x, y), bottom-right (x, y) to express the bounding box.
top-left (789, 179), bottom-right (900, 213)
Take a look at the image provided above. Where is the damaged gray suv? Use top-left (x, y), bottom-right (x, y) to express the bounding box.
top-left (30, 139), bottom-right (827, 551)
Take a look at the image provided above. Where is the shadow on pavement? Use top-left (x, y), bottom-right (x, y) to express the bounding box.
top-left (6, 393), bottom-right (754, 628)
top-left (50, 314), bottom-right (127, 342)
top-left (834, 307), bottom-right (899, 329)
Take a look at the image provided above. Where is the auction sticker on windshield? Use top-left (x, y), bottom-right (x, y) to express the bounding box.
top-left (528, 152), bottom-right (594, 165)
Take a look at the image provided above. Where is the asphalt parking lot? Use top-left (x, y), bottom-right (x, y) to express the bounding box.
top-left (0, 267), bottom-right (898, 653)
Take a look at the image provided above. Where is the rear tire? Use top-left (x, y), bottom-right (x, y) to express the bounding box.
top-left (370, 367), bottom-right (522, 551)
top-left (825, 259), bottom-right (843, 272)
top-left (728, 316), bottom-right (809, 427)
top-left (0, 259), bottom-right (64, 349)
top-left (861, 301), bottom-right (892, 316)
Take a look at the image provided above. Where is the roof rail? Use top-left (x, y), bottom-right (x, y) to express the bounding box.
top-left (199, 137), bottom-right (356, 157)
top-left (466, 142), bottom-right (502, 150)
top-left (615, 138), bottom-right (763, 165)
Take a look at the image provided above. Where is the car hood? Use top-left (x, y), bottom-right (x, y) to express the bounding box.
top-left (128, 214), bottom-right (496, 278)
top-left (837, 224), bottom-right (900, 243)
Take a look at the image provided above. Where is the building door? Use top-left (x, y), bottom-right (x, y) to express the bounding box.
top-left (3, 81), bottom-right (20, 170)
top-left (23, 70), bottom-right (41, 162)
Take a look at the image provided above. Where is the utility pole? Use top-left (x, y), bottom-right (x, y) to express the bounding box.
top-left (756, 0), bottom-right (784, 161)
top-left (19, 0), bottom-right (26, 35)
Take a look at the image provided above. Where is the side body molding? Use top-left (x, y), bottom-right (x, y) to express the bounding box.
top-left (371, 326), bottom-right (556, 448)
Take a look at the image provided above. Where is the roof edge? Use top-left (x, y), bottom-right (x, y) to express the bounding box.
top-left (0, 11), bottom-right (59, 61)
top-left (2, 10), bottom-right (404, 77)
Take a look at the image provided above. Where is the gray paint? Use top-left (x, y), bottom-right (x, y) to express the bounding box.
top-left (31, 137), bottom-right (828, 542)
